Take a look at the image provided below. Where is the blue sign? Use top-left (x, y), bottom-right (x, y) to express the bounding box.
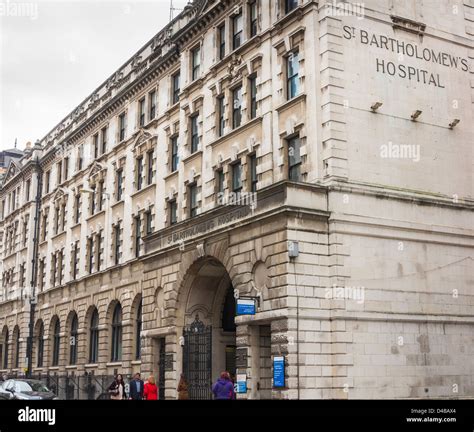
top-left (236, 374), bottom-right (247, 394)
top-left (236, 298), bottom-right (256, 316)
top-left (273, 356), bottom-right (285, 388)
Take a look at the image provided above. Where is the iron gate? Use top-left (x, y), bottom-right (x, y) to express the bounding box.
top-left (158, 338), bottom-right (166, 400)
top-left (183, 315), bottom-right (212, 400)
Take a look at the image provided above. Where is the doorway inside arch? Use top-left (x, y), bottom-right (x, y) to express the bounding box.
top-left (181, 259), bottom-right (236, 400)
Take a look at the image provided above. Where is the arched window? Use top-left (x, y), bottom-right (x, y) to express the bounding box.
top-left (89, 310), bottom-right (99, 363)
top-left (14, 327), bottom-right (20, 369)
top-left (37, 323), bottom-right (44, 367)
top-left (69, 315), bottom-right (78, 365)
top-left (111, 304), bottom-right (122, 362)
top-left (52, 320), bottom-right (60, 366)
top-left (135, 301), bottom-right (142, 360)
top-left (2, 329), bottom-right (9, 369)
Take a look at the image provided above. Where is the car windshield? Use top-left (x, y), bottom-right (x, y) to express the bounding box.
top-left (15, 381), bottom-right (50, 393)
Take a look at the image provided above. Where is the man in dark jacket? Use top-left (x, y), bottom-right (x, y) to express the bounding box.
top-left (129, 373), bottom-right (145, 400)
top-left (212, 372), bottom-right (235, 400)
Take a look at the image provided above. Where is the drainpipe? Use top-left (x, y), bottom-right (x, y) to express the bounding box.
top-left (26, 150), bottom-right (43, 378)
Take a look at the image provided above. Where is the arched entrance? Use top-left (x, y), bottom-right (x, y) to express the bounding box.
top-left (179, 258), bottom-right (236, 400)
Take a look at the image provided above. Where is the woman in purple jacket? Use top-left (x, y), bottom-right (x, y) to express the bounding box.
top-left (212, 372), bottom-right (235, 400)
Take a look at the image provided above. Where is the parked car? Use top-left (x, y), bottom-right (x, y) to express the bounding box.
top-left (0, 379), bottom-right (58, 400)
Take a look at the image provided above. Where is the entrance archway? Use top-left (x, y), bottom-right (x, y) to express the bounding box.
top-left (178, 258), bottom-right (236, 400)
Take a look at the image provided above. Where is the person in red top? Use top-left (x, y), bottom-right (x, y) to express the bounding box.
top-left (143, 375), bottom-right (158, 400)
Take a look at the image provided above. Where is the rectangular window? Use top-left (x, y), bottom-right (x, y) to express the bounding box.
top-left (233, 86), bottom-right (243, 129)
top-left (90, 185), bottom-right (96, 216)
top-left (25, 180), bottom-right (31, 201)
top-left (147, 151), bottom-right (154, 185)
top-left (287, 52), bottom-right (300, 100)
top-left (249, 1), bottom-right (258, 37)
top-left (288, 136), bottom-right (302, 181)
top-left (172, 72), bottom-right (180, 104)
top-left (72, 242), bottom-right (79, 280)
top-left (97, 181), bottom-right (104, 212)
top-left (96, 233), bottom-right (102, 272)
top-left (232, 11), bottom-right (243, 50)
top-left (116, 169), bottom-right (124, 201)
top-left (189, 184), bottom-right (198, 218)
top-left (191, 46), bottom-right (201, 81)
top-left (114, 224), bottom-right (121, 265)
top-left (58, 251), bottom-right (63, 285)
top-left (119, 112), bottom-right (127, 142)
top-left (74, 194), bottom-right (81, 224)
top-left (249, 154), bottom-right (258, 192)
top-left (64, 157), bottom-right (69, 181)
top-left (60, 203), bottom-right (66, 231)
top-left (44, 171), bottom-right (51, 193)
top-left (136, 157), bottom-right (144, 191)
top-left (22, 218), bottom-right (28, 247)
top-left (145, 211), bottom-right (152, 235)
top-left (57, 161), bottom-right (63, 185)
top-left (249, 75), bottom-right (257, 119)
top-left (41, 214), bottom-right (48, 242)
top-left (38, 259), bottom-right (45, 292)
top-left (190, 115), bottom-right (199, 153)
top-left (135, 216), bottom-right (141, 258)
top-left (217, 96), bottom-right (225, 137)
top-left (101, 126), bottom-right (108, 154)
top-left (88, 237), bottom-right (94, 274)
top-left (218, 24), bottom-right (226, 60)
top-left (169, 200), bottom-right (177, 226)
top-left (139, 98), bottom-right (146, 127)
top-left (285, 0), bottom-right (298, 14)
top-left (51, 253), bottom-right (57, 287)
top-left (232, 161), bottom-right (243, 193)
top-left (216, 170), bottom-right (225, 204)
top-left (171, 136), bottom-right (179, 172)
top-left (149, 90), bottom-right (157, 120)
top-left (93, 134), bottom-right (99, 159)
top-left (78, 145), bottom-right (84, 171)
top-left (54, 207), bottom-right (60, 235)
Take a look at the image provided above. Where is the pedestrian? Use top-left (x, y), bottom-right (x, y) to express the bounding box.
top-left (129, 373), bottom-right (145, 400)
top-left (109, 374), bottom-right (126, 400)
top-left (177, 374), bottom-right (189, 400)
top-left (212, 371), bottom-right (235, 400)
top-left (143, 375), bottom-right (158, 400)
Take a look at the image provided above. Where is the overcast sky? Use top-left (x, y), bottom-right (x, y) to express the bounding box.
top-left (0, 0), bottom-right (189, 151)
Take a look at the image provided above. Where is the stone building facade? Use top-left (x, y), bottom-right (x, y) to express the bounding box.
top-left (0, 0), bottom-right (473, 399)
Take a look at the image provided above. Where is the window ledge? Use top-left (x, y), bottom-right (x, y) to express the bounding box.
top-left (111, 199), bottom-right (125, 209)
top-left (182, 150), bottom-right (203, 165)
top-left (51, 230), bottom-right (67, 241)
top-left (106, 362), bottom-right (123, 368)
top-left (130, 183), bottom-right (156, 199)
top-left (86, 209), bottom-right (106, 223)
top-left (163, 102), bottom-right (180, 118)
top-left (210, 35), bottom-right (261, 74)
top-left (163, 170), bottom-right (179, 182)
top-left (210, 116), bottom-right (262, 148)
top-left (84, 364), bottom-right (99, 368)
top-left (275, 93), bottom-right (306, 113)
